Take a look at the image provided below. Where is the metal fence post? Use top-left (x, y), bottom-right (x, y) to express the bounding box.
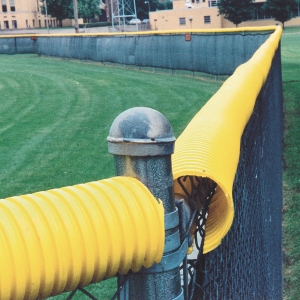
top-left (107, 107), bottom-right (184, 300)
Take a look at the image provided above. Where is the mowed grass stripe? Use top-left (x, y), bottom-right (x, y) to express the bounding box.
top-left (0, 54), bottom-right (221, 200)
top-left (281, 27), bottom-right (300, 299)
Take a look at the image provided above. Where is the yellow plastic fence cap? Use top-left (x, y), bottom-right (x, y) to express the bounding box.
top-left (172, 26), bottom-right (282, 254)
top-left (0, 176), bottom-right (164, 299)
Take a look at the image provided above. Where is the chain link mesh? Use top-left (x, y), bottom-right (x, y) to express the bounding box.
top-left (176, 176), bottom-right (217, 300)
top-left (44, 31), bottom-right (281, 300)
top-left (190, 47), bottom-right (283, 300)
top-left (52, 47), bottom-right (282, 300)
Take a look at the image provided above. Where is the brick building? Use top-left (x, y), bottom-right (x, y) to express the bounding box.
top-left (0, 0), bottom-right (56, 30)
top-left (149, 0), bottom-right (300, 30)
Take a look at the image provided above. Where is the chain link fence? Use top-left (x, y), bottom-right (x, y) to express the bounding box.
top-left (192, 47), bottom-right (283, 299)
top-left (0, 29), bottom-right (283, 299)
top-left (55, 46), bottom-right (283, 300)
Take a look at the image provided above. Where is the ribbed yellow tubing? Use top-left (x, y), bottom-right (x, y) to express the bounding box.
top-left (172, 26), bottom-right (282, 254)
top-left (0, 176), bottom-right (164, 299)
top-left (0, 26), bottom-right (277, 38)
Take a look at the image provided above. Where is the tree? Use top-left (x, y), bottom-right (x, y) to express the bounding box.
top-left (41, 0), bottom-right (101, 26)
top-left (41, 0), bottom-right (73, 26)
top-left (135, 0), bottom-right (172, 21)
top-left (218, 0), bottom-right (254, 27)
top-left (263, 0), bottom-right (298, 28)
top-left (77, 0), bottom-right (101, 22)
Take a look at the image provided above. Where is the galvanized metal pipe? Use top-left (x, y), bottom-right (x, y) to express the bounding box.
top-left (108, 107), bottom-right (182, 300)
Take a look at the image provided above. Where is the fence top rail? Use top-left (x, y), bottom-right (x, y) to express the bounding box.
top-left (0, 26), bottom-right (278, 39)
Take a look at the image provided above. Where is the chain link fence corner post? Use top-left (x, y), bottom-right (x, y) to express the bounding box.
top-left (107, 107), bottom-right (185, 300)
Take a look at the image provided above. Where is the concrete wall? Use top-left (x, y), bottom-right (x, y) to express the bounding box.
top-left (62, 19), bottom-right (84, 27)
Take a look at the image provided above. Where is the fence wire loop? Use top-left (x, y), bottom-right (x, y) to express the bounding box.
top-left (111, 273), bottom-right (131, 300)
top-left (66, 287), bottom-right (98, 300)
top-left (176, 175), bottom-right (217, 300)
top-left (65, 273), bottom-right (131, 300)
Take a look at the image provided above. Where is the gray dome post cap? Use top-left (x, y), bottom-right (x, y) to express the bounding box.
top-left (107, 107), bottom-right (176, 156)
top-left (107, 107), bottom-right (176, 143)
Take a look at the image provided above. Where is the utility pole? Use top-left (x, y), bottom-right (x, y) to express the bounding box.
top-left (73, 0), bottom-right (79, 33)
top-left (106, 0), bottom-right (111, 22)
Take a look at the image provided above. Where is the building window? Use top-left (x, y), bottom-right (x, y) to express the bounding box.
top-left (12, 20), bottom-right (17, 28)
top-left (254, 3), bottom-right (272, 20)
top-left (208, 0), bottom-right (218, 6)
top-left (204, 15), bottom-right (211, 23)
top-left (33, 19), bottom-right (35, 27)
top-left (2, 0), bottom-right (7, 11)
top-left (4, 20), bottom-right (9, 28)
top-left (39, 20), bottom-right (41, 27)
top-left (10, 0), bottom-right (15, 11)
top-left (179, 17), bottom-right (186, 25)
top-left (26, 19), bottom-right (28, 28)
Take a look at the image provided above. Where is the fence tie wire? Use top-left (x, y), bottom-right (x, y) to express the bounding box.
top-left (176, 175), bottom-right (217, 300)
top-left (67, 287), bottom-right (98, 300)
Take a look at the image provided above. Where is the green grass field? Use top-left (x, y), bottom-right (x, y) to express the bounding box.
top-left (281, 27), bottom-right (300, 299)
top-left (0, 56), bottom-right (221, 200)
top-left (0, 54), bottom-right (222, 299)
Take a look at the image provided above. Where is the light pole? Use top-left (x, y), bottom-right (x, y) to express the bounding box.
top-left (145, 0), bottom-right (150, 17)
top-left (44, 0), bottom-right (49, 33)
